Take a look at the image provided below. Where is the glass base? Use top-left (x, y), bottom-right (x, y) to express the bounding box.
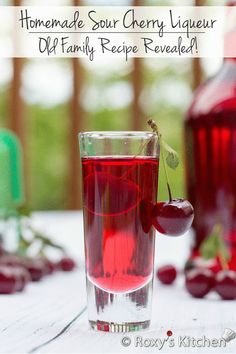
top-left (86, 277), bottom-right (153, 332)
top-left (89, 319), bottom-right (150, 332)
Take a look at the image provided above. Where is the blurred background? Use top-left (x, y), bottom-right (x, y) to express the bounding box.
top-left (0, 0), bottom-right (226, 211)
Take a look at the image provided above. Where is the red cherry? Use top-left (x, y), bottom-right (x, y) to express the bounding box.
top-left (0, 266), bottom-right (18, 294)
top-left (44, 259), bottom-right (56, 275)
top-left (157, 265), bottom-right (177, 285)
top-left (20, 268), bottom-right (31, 290)
top-left (0, 256), bottom-right (31, 290)
top-left (140, 199), bottom-right (154, 233)
top-left (0, 255), bottom-right (46, 282)
top-left (25, 260), bottom-right (45, 282)
top-left (215, 270), bottom-right (236, 300)
top-left (153, 199), bottom-right (194, 236)
top-left (227, 0), bottom-right (236, 6)
top-left (0, 254), bottom-right (24, 267)
top-left (185, 269), bottom-right (214, 298)
top-left (58, 257), bottom-right (76, 272)
top-left (38, 257), bottom-right (56, 275)
top-left (13, 267), bottom-right (31, 291)
top-left (0, 242), bottom-right (3, 256)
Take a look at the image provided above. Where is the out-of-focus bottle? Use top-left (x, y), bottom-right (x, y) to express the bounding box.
top-left (184, 1), bottom-right (236, 266)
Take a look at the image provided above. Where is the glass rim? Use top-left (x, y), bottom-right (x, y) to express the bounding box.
top-left (79, 131), bottom-right (157, 139)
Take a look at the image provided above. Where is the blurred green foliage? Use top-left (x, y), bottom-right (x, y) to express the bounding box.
top-left (0, 57), bottom-right (192, 210)
top-left (28, 104), bottom-right (69, 210)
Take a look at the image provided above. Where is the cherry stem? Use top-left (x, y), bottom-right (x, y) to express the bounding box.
top-left (160, 136), bottom-right (173, 202)
top-left (121, 118), bottom-right (174, 203)
top-left (147, 119), bottom-right (173, 202)
top-left (215, 223), bottom-right (229, 270)
top-left (219, 252), bottom-right (228, 270)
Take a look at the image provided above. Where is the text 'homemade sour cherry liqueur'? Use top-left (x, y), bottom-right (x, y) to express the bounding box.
top-left (19, 9), bottom-right (216, 37)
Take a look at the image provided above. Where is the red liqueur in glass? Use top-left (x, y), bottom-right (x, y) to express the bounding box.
top-left (82, 156), bottom-right (158, 293)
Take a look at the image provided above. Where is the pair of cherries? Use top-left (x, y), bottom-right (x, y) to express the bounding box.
top-left (157, 263), bottom-right (236, 300)
top-left (0, 254), bottom-right (76, 294)
top-left (142, 198), bottom-right (194, 237)
top-left (185, 268), bottom-right (236, 300)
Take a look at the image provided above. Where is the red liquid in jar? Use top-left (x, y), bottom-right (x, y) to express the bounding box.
top-left (185, 59), bottom-right (236, 267)
top-left (82, 156), bottom-right (158, 293)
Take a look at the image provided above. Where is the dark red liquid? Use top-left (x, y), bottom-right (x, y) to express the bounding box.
top-left (82, 157), bottom-right (158, 293)
top-left (185, 59), bottom-right (236, 267)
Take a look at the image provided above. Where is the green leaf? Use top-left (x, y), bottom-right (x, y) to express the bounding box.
top-left (200, 233), bottom-right (219, 260)
top-left (200, 224), bottom-right (230, 262)
top-left (166, 151), bottom-right (179, 170)
top-left (161, 139), bottom-right (180, 170)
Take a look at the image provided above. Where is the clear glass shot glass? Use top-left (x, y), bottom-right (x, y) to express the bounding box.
top-left (79, 132), bottom-right (159, 332)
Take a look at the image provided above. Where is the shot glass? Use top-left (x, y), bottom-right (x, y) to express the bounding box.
top-left (79, 132), bottom-right (159, 332)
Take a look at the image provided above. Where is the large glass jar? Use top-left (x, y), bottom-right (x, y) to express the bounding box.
top-left (185, 57), bottom-right (236, 265)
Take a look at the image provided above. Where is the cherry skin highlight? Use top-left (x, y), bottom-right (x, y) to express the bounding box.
top-left (0, 266), bottom-right (18, 294)
top-left (153, 198), bottom-right (194, 236)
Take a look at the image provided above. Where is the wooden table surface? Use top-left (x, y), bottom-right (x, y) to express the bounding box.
top-left (0, 211), bottom-right (235, 354)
